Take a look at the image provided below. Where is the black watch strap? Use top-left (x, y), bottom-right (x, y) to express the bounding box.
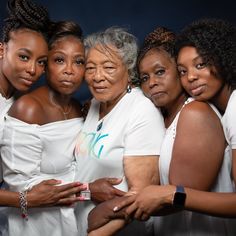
top-left (173, 185), bottom-right (186, 208)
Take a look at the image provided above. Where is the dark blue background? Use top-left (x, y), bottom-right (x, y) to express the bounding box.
top-left (1, 0), bottom-right (235, 103)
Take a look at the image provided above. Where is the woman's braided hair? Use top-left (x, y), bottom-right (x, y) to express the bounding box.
top-left (135, 26), bottom-right (176, 85)
top-left (1, 0), bottom-right (50, 42)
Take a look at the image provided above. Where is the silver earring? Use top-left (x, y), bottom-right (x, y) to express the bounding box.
top-left (127, 84), bottom-right (132, 93)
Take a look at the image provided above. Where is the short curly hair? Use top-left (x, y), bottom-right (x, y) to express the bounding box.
top-left (84, 27), bottom-right (138, 84)
top-left (175, 18), bottom-right (236, 89)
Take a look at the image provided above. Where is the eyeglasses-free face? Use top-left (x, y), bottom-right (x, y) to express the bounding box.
top-left (1, 29), bottom-right (48, 92)
top-left (177, 46), bottom-right (224, 102)
top-left (85, 44), bottom-right (129, 106)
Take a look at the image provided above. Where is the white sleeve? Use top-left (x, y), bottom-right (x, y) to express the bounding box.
top-left (1, 116), bottom-right (45, 191)
top-left (124, 100), bottom-right (165, 156)
top-left (225, 94), bottom-right (236, 149)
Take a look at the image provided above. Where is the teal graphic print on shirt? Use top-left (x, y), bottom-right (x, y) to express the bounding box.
top-left (75, 131), bottom-right (109, 159)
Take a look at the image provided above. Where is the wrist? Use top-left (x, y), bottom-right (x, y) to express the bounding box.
top-left (172, 185), bottom-right (186, 208)
top-left (80, 183), bottom-right (91, 200)
top-left (19, 191), bottom-right (28, 221)
top-left (26, 191), bottom-right (35, 208)
top-left (162, 185), bottom-right (176, 206)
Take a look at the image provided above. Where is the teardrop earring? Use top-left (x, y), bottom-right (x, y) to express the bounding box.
top-left (127, 84), bottom-right (132, 93)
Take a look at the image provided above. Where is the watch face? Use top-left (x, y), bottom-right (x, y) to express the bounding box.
top-left (173, 192), bottom-right (186, 207)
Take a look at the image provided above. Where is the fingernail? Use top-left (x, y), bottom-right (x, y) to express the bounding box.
top-left (78, 196), bottom-right (85, 201)
top-left (113, 206), bottom-right (118, 212)
top-left (82, 183), bottom-right (88, 189)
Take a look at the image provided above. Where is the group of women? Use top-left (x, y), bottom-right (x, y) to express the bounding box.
top-left (87, 19), bottom-right (236, 236)
top-left (0, 0), bottom-right (236, 236)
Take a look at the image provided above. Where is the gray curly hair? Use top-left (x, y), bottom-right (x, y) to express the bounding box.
top-left (84, 27), bottom-right (138, 83)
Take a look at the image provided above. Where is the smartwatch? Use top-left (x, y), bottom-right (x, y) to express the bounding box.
top-left (172, 185), bottom-right (186, 208)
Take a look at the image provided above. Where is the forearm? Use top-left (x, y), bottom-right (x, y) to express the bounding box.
top-left (88, 219), bottom-right (126, 236)
top-left (185, 188), bottom-right (236, 218)
top-left (157, 185), bottom-right (236, 218)
top-left (0, 189), bottom-right (19, 207)
top-left (124, 156), bottom-right (159, 194)
top-left (0, 189), bottom-right (42, 208)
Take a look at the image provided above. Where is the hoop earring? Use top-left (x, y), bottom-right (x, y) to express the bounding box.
top-left (127, 84), bottom-right (132, 93)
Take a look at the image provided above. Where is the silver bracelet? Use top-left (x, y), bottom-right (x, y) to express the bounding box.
top-left (19, 191), bottom-right (28, 221)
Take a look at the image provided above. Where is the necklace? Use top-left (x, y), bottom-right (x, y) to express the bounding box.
top-left (49, 91), bottom-right (72, 120)
top-left (97, 120), bottom-right (103, 131)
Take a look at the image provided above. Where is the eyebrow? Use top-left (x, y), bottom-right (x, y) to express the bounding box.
top-left (18, 48), bottom-right (32, 55)
top-left (18, 48), bottom-right (47, 59)
top-left (86, 59), bottom-right (117, 65)
top-left (177, 55), bottom-right (202, 67)
top-left (193, 55), bottom-right (202, 62)
top-left (51, 50), bottom-right (84, 56)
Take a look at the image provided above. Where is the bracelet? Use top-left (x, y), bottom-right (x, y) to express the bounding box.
top-left (79, 183), bottom-right (91, 200)
top-left (19, 191), bottom-right (28, 221)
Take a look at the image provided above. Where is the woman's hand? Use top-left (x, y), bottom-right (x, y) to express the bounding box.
top-left (89, 178), bottom-right (126, 203)
top-left (88, 196), bottom-right (131, 233)
top-left (27, 179), bottom-right (87, 207)
top-left (114, 185), bottom-right (175, 220)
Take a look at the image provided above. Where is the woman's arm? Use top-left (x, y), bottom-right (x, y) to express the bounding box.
top-left (89, 184), bottom-right (236, 235)
top-left (170, 101), bottom-right (225, 190)
top-left (0, 180), bottom-right (86, 207)
top-left (114, 185), bottom-right (236, 218)
top-left (88, 220), bottom-right (125, 236)
top-left (87, 196), bottom-right (130, 233)
top-left (233, 150), bottom-right (236, 184)
top-left (124, 156), bottom-right (159, 194)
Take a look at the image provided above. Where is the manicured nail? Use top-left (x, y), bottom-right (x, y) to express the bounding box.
top-left (78, 196), bottom-right (85, 201)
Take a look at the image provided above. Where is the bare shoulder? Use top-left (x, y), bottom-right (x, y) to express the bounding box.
top-left (8, 90), bottom-right (46, 124)
top-left (179, 100), bottom-right (219, 124)
top-left (176, 100), bottom-right (223, 136)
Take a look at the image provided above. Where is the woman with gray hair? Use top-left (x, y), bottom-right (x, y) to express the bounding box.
top-left (74, 27), bottom-right (165, 235)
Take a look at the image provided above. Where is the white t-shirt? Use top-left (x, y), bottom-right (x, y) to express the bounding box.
top-left (74, 87), bottom-right (165, 236)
